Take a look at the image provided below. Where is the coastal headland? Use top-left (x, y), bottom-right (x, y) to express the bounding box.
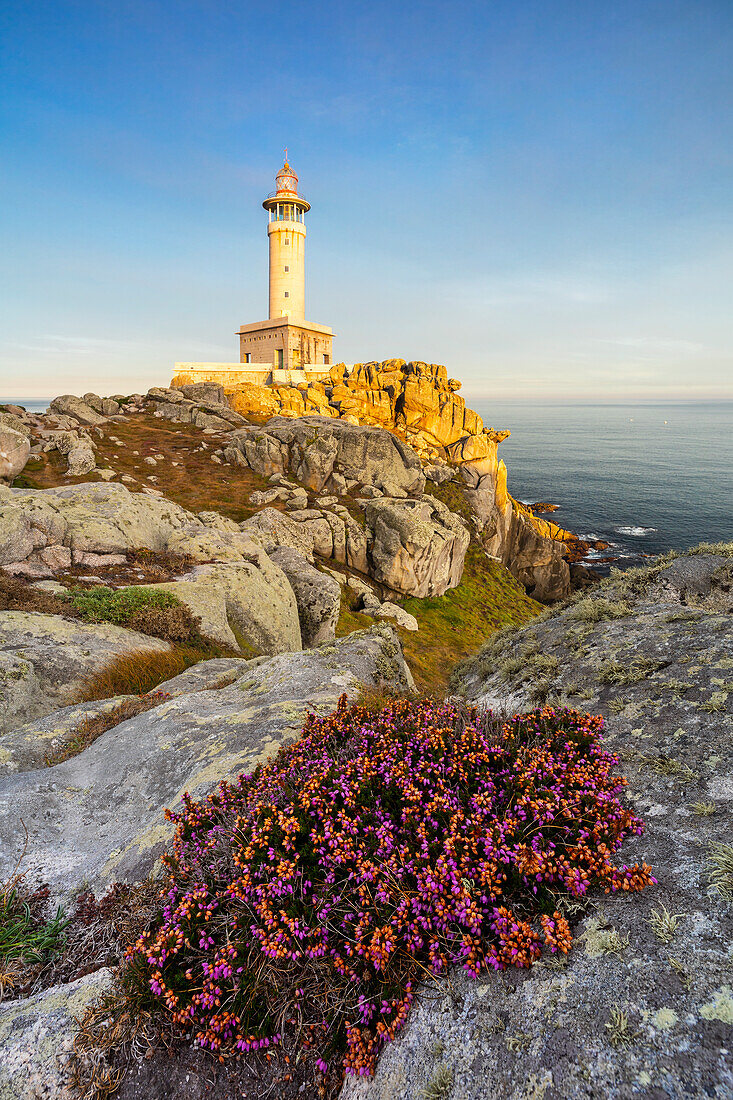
top-left (0, 364), bottom-right (730, 1099)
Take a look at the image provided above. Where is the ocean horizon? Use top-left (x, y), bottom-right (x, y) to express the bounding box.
top-left (4, 396), bottom-right (732, 569)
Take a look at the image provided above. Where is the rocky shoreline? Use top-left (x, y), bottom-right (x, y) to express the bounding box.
top-left (0, 366), bottom-right (730, 1099)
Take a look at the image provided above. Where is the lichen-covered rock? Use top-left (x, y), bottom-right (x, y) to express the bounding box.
top-left (344, 548), bottom-right (733, 1100)
top-left (52, 430), bottom-right (96, 477)
top-left (240, 505), bottom-right (317, 561)
top-left (48, 395), bottom-right (107, 426)
top-left (0, 426), bottom-right (30, 485)
top-left (225, 416), bottom-right (426, 496)
top-left (0, 695), bottom-right (133, 773)
top-left (82, 392), bottom-right (120, 416)
top-left (0, 411), bottom-right (32, 439)
top-left (0, 611), bottom-right (169, 734)
top-left (373, 601), bottom-right (419, 631)
top-left (156, 555), bottom-right (303, 655)
top-left (175, 382), bottom-right (226, 405)
top-left (0, 627), bottom-right (412, 900)
top-left (364, 496), bottom-right (470, 597)
top-left (269, 546), bottom-right (341, 647)
top-left (0, 484), bottom-right (282, 581)
top-left (0, 968), bottom-right (113, 1100)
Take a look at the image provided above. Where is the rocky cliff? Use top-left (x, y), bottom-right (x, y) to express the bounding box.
top-left (174, 360), bottom-right (580, 600)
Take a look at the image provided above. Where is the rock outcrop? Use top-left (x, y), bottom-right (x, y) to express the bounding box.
top-left (0, 626), bottom-right (412, 903)
top-left (343, 548), bottom-right (733, 1100)
top-left (364, 496), bottom-right (470, 598)
top-left (0, 484), bottom-right (308, 654)
top-left (0, 969), bottom-right (113, 1100)
top-left (269, 546), bottom-right (341, 647)
top-left (176, 361), bottom-right (574, 600)
top-left (224, 416), bottom-right (426, 497)
top-left (0, 426), bottom-right (30, 485)
top-left (48, 395), bottom-right (109, 427)
top-left (0, 612), bottom-right (169, 735)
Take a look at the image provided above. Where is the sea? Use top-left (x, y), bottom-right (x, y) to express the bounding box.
top-left (5, 397), bottom-right (732, 572)
top-left (471, 401), bottom-right (733, 570)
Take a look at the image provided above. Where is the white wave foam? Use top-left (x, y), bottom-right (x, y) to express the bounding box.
top-left (614, 526), bottom-right (657, 537)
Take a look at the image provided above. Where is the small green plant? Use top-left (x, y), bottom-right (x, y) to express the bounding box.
top-left (707, 842), bottom-right (733, 901)
top-left (645, 905), bottom-right (682, 944)
top-left (530, 678), bottom-right (554, 703)
top-left (423, 1063), bottom-right (453, 1099)
top-left (70, 586), bottom-right (200, 643)
top-left (659, 679), bottom-right (694, 696)
top-left (700, 692), bottom-right (727, 714)
top-left (664, 610), bottom-right (703, 623)
top-left (505, 1032), bottom-right (532, 1052)
top-left (0, 856), bottom-right (68, 992)
top-left (0, 887), bottom-right (67, 964)
top-left (605, 1005), bottom-right (636, 1047)
top-left (668, 955), bottom-right (693, 990)
top-left (569, 597), bottom-right (632, 624)
top-left (690, 801), bottom-right (716, 816)
top-left (596, 657), bottom-right (664, 686)
top-left (635, 753), bottom-right (698, 782)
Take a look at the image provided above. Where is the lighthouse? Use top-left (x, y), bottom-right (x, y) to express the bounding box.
top-left (263, 158), bottom-right (309, 320)
top-left (236, 156), bottom-right (334, 377)
top-left (173, 156), bottom-right (334, 387)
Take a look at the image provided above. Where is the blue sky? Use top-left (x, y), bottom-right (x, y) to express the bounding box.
top-left (1, 0), bottom-right (732, 400)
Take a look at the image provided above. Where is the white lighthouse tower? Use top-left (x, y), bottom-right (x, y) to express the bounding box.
top-left (173, 155), bottom-right (334, 387)
top-left (263, 157), bottom-right (309, 321)
top-left (236, 155), bottom-right (334, 377)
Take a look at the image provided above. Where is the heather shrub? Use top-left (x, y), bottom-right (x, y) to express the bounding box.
top-left (0, 574), bottom-right (76, 618)
top-left (127, 698), bottom-right (654, 1081)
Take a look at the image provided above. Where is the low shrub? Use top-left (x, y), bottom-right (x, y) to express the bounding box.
top-left (77, 645), bottom-right (214, 701)
top-left (569, 597), bottom-right (632, 623)
top-left (126, 699), bottom-right (654, 1080)
top-left (70, 586), bottom-right (201, 643)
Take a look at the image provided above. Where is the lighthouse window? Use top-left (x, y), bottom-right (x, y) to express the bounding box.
top-left (284, 291), bottom-right (289, 298)
top-left (284, 238), bottom-right (290, 244)
top-left (284, 265), bottom-right (289, 272)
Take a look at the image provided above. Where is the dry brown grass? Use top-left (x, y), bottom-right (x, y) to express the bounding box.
top-left (0, 574), bottom-right (76, 617)
top-left (77, 646), bottom-right (211, 701)
top-left (16, 413), bottom-right (273, 522)
top-left (352, 683), bottom-right (414, 712)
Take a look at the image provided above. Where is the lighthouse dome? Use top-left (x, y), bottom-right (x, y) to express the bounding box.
top-left (275, 161), bottom-right (299, 195)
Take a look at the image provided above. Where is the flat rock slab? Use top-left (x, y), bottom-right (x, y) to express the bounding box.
top-left (0, 626), bottom-right (412, 901)
top-left (0, 695), bottom-right (134, 773)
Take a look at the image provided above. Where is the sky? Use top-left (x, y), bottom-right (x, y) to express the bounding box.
top-left (1, 0), bottom-right (732, 401)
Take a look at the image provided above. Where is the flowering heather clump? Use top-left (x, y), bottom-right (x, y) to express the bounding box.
top-left (127, 698), bottom-right (654, 1079)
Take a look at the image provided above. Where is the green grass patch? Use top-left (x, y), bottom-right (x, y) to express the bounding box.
top-left (399, 547), bottom-right (541, 692)
top-left (0, 880), bottom-right (67, 967)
